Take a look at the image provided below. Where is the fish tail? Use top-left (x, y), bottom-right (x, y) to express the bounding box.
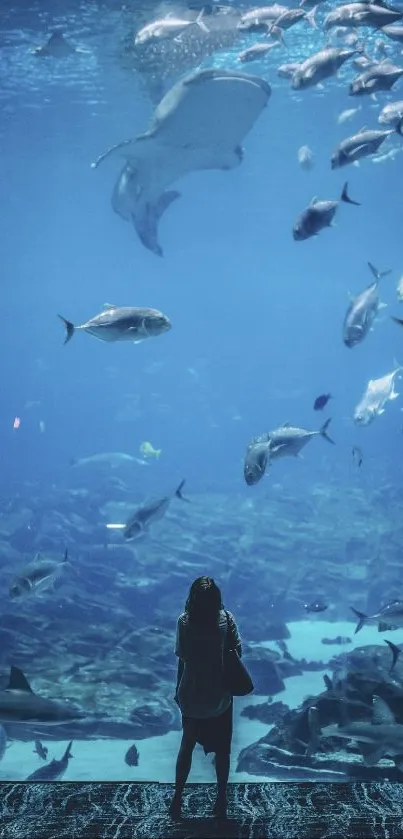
top-left (384, 639), bottom-right (401, 673)
top-left (351, 606), bottom-right (367, 634)
top-left (367, 262), bottom-right (391, 281)
top-left (392, 316), bottom-right (403, 329)
top-left (319, 418), bottom-right (335, 445)
top-left (305, 5), bottom-right (317, 29)
top-left (175, 479), bottom-right (190, 502)
top-left (341, 182), bottom-right (360, 207)
top-left (195, 9), bottom-right (209, 33)
top-left (62, 548), bottom-right (69, 563)
top-left (57, 315), bottom-right (75, 344)
top-left (396, 117), bottom-right (403, 137)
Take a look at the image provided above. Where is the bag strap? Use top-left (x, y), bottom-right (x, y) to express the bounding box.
top-left (224, 609), bottom-right (233, 652)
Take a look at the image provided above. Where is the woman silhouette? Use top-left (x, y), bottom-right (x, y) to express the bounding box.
top-left (169, 576), bottom-right (241, 820)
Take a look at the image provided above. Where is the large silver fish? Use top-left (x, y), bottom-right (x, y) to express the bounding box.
top-left (331, 124), bottom-right (403, 168)
top-left (92, 69), bottom-right (270, 256)
top-left (265, 419), bottom-right (335, 460)
top-left (353, 365), bottom-right (402, 424)
top-left (108, 480), bottom-right (189, 540)
top-left (351, 600), bottom-right (403, 633)
top-left (58, 304), bottom-right (171, 344)
top-left (343, 262), bottom-right (391, 348)
top-left (291, 46), bottom-right (360, 90)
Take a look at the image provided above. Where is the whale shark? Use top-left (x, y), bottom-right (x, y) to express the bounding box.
top-left (92, 68), bottom-right (271, 255)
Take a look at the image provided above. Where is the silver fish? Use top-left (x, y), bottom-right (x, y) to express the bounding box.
top-left (331, 123), bottom-right (403, 168)
top-left (324, 3), bottom-right (403, 31)
top-left (343, 261), bottom-right (391, 348)
top-left (291, 46), bottom-right (360, 90)
top-left (58, 304), bottom-right (171, 345)
top-left (349, 62), bottom-right (403, 95)
top-left (293, 182), bottom-right (359, 240)
top-left (244, 440), bottom-right (272, 485)
top-left (134, 11), bottom-right (208, 45)
top-left (379, 99), bottom-right (403, 126)
top-left (351, 600), bottom-right (403, 633)
top-left (253, 419), bottom-right (335, 463)
top-left (353, 365), bottom-right (402, 425)
top-left (109, 480), bottom-right (189, 540)
top-left (9, 549), bottom-right (68, 600)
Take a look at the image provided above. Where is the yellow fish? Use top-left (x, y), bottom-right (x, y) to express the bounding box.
top-left (140, 441), bottom-right (161, 459)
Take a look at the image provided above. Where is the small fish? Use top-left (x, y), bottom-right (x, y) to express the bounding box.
top-left (304, 601), bottom-right (329, 613)
top-left (139, 441), bottom-right (161, 459)
top-left (352, 445), bottom-right (363, 467)
top-left (314, 393), bottom-right (332, 411)
top-left (298, 145), bottom-right (314, 170)
top-left (244, 440), bottom-right (272, 485)
top-left (26, 741), bottom-right (73, 781)
top-left (125, 743), bottom-right (139, 766)
top-left (351, 600), bottom-right (403, 633)
top-left (350, 62), bottom-right (403, 96)
top-left (337, 106), bottom-right (361, 124)
top-left (9, 549), bottom-right (68, 600)
top-left (354, 365), bottom-right (402, 425)
top-left (293, 182), bottom-right (360, 241)
top-left (251, 418), bottom-right (335, 466)
top-left (33, 740), bottom-right (48, 761)
top-left (292, 46), bottom-right (361, 90)
top-left (58, 305), bottom-right (171, 345)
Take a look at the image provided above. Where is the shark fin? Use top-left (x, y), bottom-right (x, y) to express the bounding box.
top-left (7, 666), bottom-right (34, 693)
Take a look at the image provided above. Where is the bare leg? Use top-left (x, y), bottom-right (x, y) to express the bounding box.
top-left (169, 734), bottom-right (196, 818)
top-left (213, 750), bottom-right (230, 817)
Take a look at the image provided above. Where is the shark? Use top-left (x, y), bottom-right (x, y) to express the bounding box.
top-left (322, 695), bottom-right (403, 771)
top-left (92, 68), bottom-right (271, 256)
top-left (0, 667), bottom-right (85, 725)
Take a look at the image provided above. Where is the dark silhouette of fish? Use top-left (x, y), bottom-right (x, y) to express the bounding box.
top-left (314, 393), bottom-right (332, 411)
top-left (125, 743), bottom-right (139, 766)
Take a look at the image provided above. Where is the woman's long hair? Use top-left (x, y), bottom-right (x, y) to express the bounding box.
top-left (185, 576), bottom-right (223, 625)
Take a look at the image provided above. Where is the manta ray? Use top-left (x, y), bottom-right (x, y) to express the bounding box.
top-left (92, 68), bottom-right (271, 256)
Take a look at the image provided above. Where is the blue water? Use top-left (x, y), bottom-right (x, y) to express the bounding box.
top-left (1, 0), bottom-right (403, 783)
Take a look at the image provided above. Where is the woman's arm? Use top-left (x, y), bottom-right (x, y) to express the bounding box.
top-left (226, 611), bottom-right (242, 657)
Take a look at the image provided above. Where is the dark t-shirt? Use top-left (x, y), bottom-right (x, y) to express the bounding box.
top-left (175, 608), bottom-right (242, 718)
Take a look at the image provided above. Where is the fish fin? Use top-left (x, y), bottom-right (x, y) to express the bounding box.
top-left (62, 548), bottom-right (69, 563)
top-left (175, 479), bottom-right (190, 502)
top-left (391, 316), bottom-right (403, 328)
top-left (91, 138), bottom-right (137, 169)
top-left (132, 191), bottom-right (181, 257)
top-left (372, 695), bottom-right (395, 725)
top-left (368, 262), bottom-right (392, 281)
top-left (384, 639), bottom-right (401, 673)
top-left (57, 315), bottom-right (75, 345)
top-left (195, 9), bottom-right (209, 33)
top-left (103, 303), bottom-right (117, 310)
top-left (7, 666), bottom-right (34, 693)
top-left (396, 117), bottom-right (403, 136)
top-left (320, 418), bottom-right (335, 445)
top-left (340, 182), bottom-right (360, 206)
top-left (64, 741), bottom-right (74, 760)
top-left (378, 621), bottom-right (393, 632)
top-left (378, 407), bottom-right (386, 413)
top-left (359, 744), bottom-right (386, 766)
top-left (33, 552), bottom-right (45, 563)
top-left (389, 391), bottom-right (399, 400)
top-left (323, 674), bottom-right (333, 691)
top-left (350, 606), bottom-right (367, 634)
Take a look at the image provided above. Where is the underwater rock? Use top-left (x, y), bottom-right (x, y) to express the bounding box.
top-left (128, 698), bottom-right (180, 737)
top-left (241, 700), bottom-right (289, 725)
top-left (237, 642), bottom-right (403, 779)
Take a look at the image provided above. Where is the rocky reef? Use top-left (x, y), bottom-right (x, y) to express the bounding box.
top-left (237, 642), bottom-right (403, 781)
